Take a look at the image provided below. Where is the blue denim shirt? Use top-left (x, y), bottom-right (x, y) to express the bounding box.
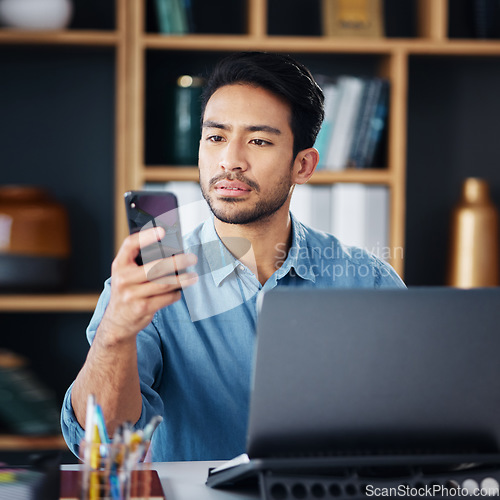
top-left (61, 214), bottom-right (405, 462)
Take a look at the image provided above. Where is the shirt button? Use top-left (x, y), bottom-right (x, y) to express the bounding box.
top-left (238, 265), bottom-right (245, 272)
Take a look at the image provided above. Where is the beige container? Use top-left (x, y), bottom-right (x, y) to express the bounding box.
top-left (0, 185), bottom-right (70, 290)
top-left (0, 185), bottom-right (70, 257)
top-left (446, 178), bottom-right (499, 288)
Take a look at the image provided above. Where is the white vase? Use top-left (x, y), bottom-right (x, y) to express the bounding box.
top-left (0, 0), bottom-right (73, 30)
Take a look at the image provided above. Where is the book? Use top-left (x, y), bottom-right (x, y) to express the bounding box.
top-left (312, 186), bottom-right (333, 233)
top-left (362, 184), bottom-right (389, 259)
top-left (325, 75), bottom-right (365, 170)
top-left (330, 183), bottom-right (367, 247)
top-left (155, 0), bottom-right (189, 34)
top-left (0, 350), bottom-right (61, 435)
top-left (330, 183), bottom-right (389, 259)
top-left (171, 0), bottom-right (189, 34)
top-left (154, 0), bottom-right (172, 33)
top-left (182, 0), bottom-right (195, 33)
top-left (313, 78), bottom-right (339, 170)
top-left (290, 184), bottom-right (314, 228)
top-left (348, 78), bottom-right (388, 168)
top-left (362, 80), bottom-right (389, 168)
top-left (290, 185), bottom-right (332, 233)
top-left (59, 469), bottom-right (165, 500)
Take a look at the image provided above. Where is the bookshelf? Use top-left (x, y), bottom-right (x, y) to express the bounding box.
top-left (1, 0), bottom-right (500, 451)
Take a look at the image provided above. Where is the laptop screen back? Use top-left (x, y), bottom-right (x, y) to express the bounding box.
top-left (247, 288), bottom-right (500, 459)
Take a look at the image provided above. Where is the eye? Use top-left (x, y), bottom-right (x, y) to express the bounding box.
top-left (207, 135), bottom-right (224, 143)
top-left (250, 138), bottom-right (271, 146)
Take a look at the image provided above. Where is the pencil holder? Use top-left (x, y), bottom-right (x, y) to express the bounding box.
top-left (78, 441), bottom-right (148, 500)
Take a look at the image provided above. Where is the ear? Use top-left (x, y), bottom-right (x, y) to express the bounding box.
top-left (292, 147), bottom-right (320, 185)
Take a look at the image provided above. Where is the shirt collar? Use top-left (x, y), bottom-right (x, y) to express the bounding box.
top-left (198, 214), bottom-right (317, 287)
top-left (199, 218), bottom-right (239, 287)
top-left (274, 213), bottom-right (317, 283)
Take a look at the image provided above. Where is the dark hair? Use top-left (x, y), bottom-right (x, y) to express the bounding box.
top-left (201, 51), bottom-right (325, 157)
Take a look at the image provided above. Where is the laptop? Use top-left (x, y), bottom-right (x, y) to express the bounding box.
top-left (207, 287), bottom-right (500, 488)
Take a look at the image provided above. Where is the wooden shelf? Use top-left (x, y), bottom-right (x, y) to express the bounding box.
top-left (143, 166), bottom-right (392, 185)
top-left (0, 29), bottom-right (119, 47)
top-left (143, 34), bottom-right (397, 54)
top-left (404, 39), bottom-right (500, 56)
top-left (0, 293), bottom-right (99, 313)
top-left (0, 434), bottom-right (68, 451)
top-left (144, 166), bottom-right (200, 183)
top-left (142, 34), bottom-right (500, 56)
top-left (310, 169), bottom-right (392, 185)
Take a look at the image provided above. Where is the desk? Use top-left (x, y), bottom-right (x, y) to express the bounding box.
top-left (61, 462), bottom-right (259, 500)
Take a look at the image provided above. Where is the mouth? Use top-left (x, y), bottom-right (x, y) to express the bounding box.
top-left (214, 180), bottom-right (252, 198)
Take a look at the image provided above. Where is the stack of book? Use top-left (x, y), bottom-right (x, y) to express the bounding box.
top-left (144, 182), bottom-right (389, 260)
top-left (154, 0), bottom-right (194, 34)
top-left (314, 75), bottom-right (390, 170)
top-left (290, 183), bottom-right (389, 260)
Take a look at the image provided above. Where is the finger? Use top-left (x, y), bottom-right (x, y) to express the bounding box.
top-left (114, 253), bottom-right (197, 292)
top-left (121, 272), bottom-right (198, 304)
top-left (115, 227), bottom-right (166, 266)
top-left (108, 286), bottom-right (183, 327)
top-left (140, 290), bottom-right (183, 316)
top-left (143, 253), bottom-right (198, 281)
top-left (148, 271), bottom-right (198, 289)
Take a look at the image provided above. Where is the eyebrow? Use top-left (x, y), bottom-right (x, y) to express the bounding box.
top-left (202, 121), bottom-right (282, 136)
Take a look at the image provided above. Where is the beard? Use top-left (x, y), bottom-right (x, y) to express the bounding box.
top-left (201, 170), bottom-right (293, 225)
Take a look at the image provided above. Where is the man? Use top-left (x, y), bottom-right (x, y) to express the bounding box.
top-left (61, 52), bottom-right (405, 462)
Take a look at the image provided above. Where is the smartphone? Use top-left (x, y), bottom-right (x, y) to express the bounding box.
top-left (124, 190), bottom-right (183, 266)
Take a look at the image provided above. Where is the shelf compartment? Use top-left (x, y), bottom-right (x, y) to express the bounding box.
top-left (0, 293), bottom-right (99, 312)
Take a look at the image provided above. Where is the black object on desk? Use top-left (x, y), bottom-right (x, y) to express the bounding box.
top-left (208, 288), bottom-right (500, 498)
top-left (0, 452), bottom-right (61, 500)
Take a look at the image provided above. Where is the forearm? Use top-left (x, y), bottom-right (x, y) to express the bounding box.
top-left (71, 316), bottom-right (143, 435)
top-left (70, 228), bottom-right (198, 435)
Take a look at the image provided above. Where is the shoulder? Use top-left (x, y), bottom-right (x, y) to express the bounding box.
top-left (295, 219), bottom-right (405, 289)
top-left (294, 218), bottom-right (366, 263)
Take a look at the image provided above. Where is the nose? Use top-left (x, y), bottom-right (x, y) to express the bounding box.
top-left (218, 140), bottom-right (248, 172)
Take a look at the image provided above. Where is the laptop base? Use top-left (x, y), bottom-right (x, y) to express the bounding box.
top-left (207, 454), bottom-right (500, 498)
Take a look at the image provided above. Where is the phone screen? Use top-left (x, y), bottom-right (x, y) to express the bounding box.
top-left (124, 191), bottom-right (183, 265)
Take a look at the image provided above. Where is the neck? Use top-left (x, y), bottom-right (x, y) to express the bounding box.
top-left (214, 206), bottom-right (293, 285)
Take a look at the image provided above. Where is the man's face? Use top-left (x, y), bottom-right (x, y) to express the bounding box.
top-left (199, 83), bottom-right (296, 225)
